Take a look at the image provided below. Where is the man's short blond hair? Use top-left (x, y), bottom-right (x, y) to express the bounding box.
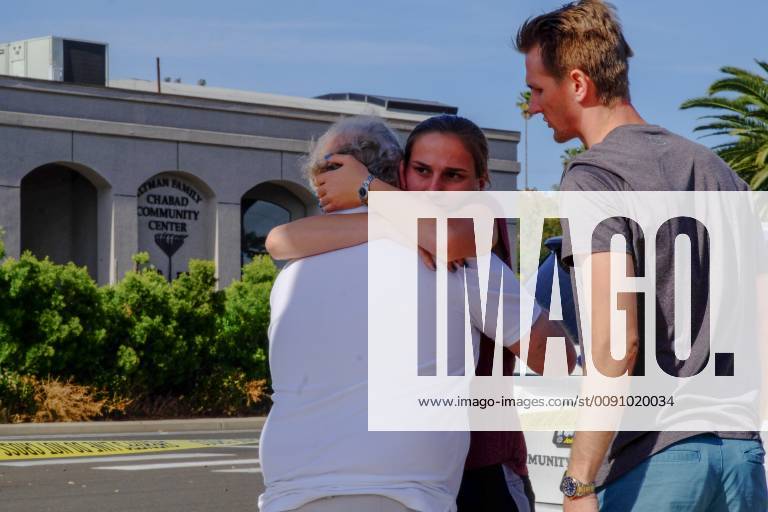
top-left (515, 0), bottom-right (634, 105)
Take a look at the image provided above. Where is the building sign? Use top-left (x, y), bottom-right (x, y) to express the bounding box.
top-left (137, 173), bottom-right (210, 279)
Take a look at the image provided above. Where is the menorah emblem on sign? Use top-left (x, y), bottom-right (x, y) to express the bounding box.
top-left (154, 233), bottom-right (188, 280)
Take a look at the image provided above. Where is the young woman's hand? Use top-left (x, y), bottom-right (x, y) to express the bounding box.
top-left (418, 247), bottom-right (465, 273)
top-left (449, 258), bottom-right (466, 272)
top-left (419, 247), bottom-right (436, 271)
top-left (315, 154), bottom-right (370, 212)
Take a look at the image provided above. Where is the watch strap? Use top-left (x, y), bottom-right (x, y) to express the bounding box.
top-left (575, 480), bottom-right (596, 497)
top-left (359, 174), bottom-right (375, 205)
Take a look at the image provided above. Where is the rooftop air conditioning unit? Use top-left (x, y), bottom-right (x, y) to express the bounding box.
top-left (0, 36), bottom-right (108, 86)
top-left (0, 43), bottom-right (8, 76)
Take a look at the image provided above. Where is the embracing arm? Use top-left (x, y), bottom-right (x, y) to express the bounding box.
top-left (273, 153), bottom-right (499, 261)
top-left (265, 214), bottom-right (368, 260)
top-left (265, 212), bottom-right (493, 262)
top-left (416, 218), bottom-right (499, 264)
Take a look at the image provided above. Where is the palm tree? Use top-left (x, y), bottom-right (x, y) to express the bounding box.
top-left (561, 144), bottom-right (586, 171)
top-left (516, 91), bottom-right (532, 190)
top-left (680, 60), bottom-right (768, 190)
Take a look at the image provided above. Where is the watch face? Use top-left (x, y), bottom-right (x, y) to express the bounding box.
top-left (358, 186), bottom-right (366, 198)
top-left (560, 476), bottom-right (577, 497)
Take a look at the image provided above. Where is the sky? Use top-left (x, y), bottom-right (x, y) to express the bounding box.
top-left (2, 0), bottom-right (766, 190)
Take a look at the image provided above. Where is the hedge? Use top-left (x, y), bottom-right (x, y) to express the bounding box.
top-left (0, 245), bottom-right (277, 419)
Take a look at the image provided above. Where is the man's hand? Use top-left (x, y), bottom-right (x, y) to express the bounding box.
top-left (563, 495), bottom-right (599, 512)
top-left (315, 154), bottom-right (370, 212)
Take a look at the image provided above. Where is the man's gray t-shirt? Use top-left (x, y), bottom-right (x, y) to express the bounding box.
top-left (559, 123), bottom-right (759, 486)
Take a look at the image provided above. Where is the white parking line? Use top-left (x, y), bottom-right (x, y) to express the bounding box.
top-left (94, 458), bottom-right (261, 471)
top-left (0, 453), bottom-right (233, 467)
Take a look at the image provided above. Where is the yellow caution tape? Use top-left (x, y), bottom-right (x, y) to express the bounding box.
top-left (0, 438), bottom-right (259, 460)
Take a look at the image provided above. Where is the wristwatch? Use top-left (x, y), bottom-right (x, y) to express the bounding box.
top-left (560, 471), bottom-right (596, 498)
top-left (358, 174), bottom-right (375, 206)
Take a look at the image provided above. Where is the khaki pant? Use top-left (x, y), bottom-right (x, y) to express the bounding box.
top-left (290, 495), bottom-right (417, 512)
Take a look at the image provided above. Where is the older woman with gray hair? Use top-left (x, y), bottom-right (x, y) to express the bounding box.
top-left (260, 115), bottom-right (449, 512)
top-left (264, 116), bottom-right (403, 259)
top-left (302, 115), bottom-right (402, 193)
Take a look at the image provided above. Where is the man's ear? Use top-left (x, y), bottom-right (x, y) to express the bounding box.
top-left (398, 160), bottom-right (407, 189)
top-left (570, 68), bottom-right (590, 103)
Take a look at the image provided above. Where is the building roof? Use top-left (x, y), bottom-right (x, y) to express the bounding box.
top-left (315, 92), bottom-right (458, 116)
top-left (109, 79), bottom-right (436, 123)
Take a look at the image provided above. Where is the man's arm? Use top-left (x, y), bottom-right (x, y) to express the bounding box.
top-left (563, 251), bottom-right (639, 512)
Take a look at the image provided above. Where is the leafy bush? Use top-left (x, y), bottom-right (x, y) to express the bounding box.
top-left (0, 242), bottom-right (278, 421)
top-left (0, 253), bottom-right (107, 382)
top-left (102, 258), bottom-right (225, 395)
top-left (216, 256), bottom-right (277, 381)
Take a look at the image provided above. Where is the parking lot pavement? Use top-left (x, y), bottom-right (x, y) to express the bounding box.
top-left (0, 422), bottom-right (573, 511)
top-left (0, 430), bottom-right (265, 512)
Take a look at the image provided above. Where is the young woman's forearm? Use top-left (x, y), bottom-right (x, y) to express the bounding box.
top-left (316, 168), bottom-right (500, 261)
top-left (368, 178), bottom-right (400, 193)
top-left (416, 219), bottom-right (500, 262)
top-left (265, 214), bottom-right (368, 260)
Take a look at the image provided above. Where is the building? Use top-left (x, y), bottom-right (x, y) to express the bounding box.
top-left (0, 40), bottom-right (520, 287)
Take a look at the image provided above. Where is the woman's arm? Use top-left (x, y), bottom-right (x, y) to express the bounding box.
top-left (416, 218), bottom-right (500, 264)
top-left (316, 154), bottom-right (400, 212)
top-left (266, 214), bottom-right (480, 269)
top-left (317, 154), bottom-right (499, 262)
top-left (265, 214), bottom-right (368, 260)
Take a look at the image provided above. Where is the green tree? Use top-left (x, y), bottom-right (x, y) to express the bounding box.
top-left (516, 91), bottom-right (532, 190)
top-left (561, 144), bottom-right (586, 171)
top-left (681, 60), bottom-right (768, 190)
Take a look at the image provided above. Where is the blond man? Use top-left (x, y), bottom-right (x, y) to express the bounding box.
top-left (515, 1), bottom-right (766, 511)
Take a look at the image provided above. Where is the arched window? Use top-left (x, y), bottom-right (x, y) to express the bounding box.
top-left (20, 163), bottom-right (102, 280)
top-left (242, 199), bottom-right (291, 265)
